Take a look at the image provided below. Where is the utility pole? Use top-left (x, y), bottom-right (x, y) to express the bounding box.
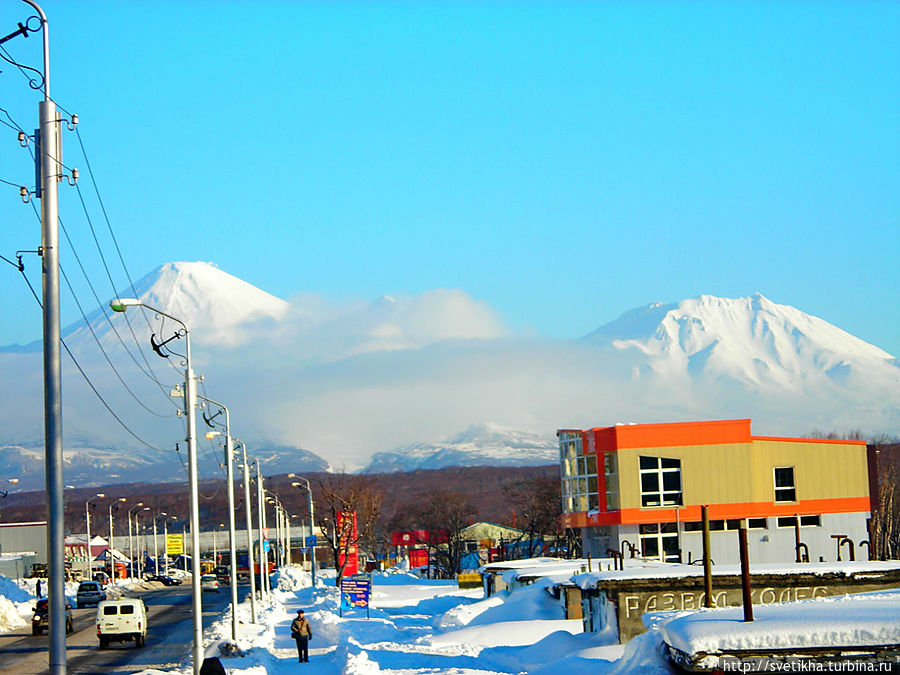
top-left (18, 2), bottom-right (65, 671)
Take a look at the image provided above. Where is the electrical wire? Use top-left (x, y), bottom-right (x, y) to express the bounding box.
top-left (15, 266), bottom-right (169, 453)
top-left (59, 262), bottom-right (175, 417)
top-left (72, 127), bottom-right (185, 378)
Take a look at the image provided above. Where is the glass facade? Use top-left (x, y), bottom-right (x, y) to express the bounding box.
top-left (559, 432), bottom-right (599, 513)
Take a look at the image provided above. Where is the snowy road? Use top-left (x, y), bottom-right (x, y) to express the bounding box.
top-left (0, 583), bottom-right (250, 675)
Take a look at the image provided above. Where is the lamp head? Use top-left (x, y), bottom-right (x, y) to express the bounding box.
top-left (110, 298), bottom-right (141, 312)
top-left (96, 492), bottom-right (106, 498)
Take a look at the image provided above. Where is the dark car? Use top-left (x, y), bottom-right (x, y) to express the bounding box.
top-left (145, 574), bottom-right (181, 586)
top-left (212, 566), bottom-right (231, 584)
top-left (32, 598), bottom-right (73, 635)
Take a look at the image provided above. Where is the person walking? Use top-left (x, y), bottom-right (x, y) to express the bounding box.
top-left (290, 609), bottom-right (313, 663)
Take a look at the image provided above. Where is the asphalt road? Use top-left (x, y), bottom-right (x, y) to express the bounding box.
top-left (0, 581), bottom-right (251, 675)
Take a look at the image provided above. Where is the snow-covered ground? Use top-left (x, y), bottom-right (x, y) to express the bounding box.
top-left (3, 562), bottom-right (897, 674)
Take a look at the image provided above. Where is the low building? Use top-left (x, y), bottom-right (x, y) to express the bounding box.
top-left (0, 521), bottom-right (48, 566)
top-left (559, 419), bottom-right (870, 565)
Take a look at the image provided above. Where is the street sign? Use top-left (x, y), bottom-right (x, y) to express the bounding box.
top-left (339, 573), bottom-right (371, 617)
top-left (263, 539), bottom-right (270, 552)
top-left (305, 535), bottom-right (317, 547)
top-left (166, 534), bottom-right (184, 556)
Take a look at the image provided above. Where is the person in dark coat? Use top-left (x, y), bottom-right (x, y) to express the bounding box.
top-left (290, 609), bottom-right (312, 663)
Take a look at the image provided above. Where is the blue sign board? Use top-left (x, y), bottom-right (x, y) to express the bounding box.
top-left (263, 540), bottom-right (270, 552)
top-left (306, 535), bottom-right (317, 547)
top-left (339, 573), bottom-right (371, 617)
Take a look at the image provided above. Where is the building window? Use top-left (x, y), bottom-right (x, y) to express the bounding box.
top-left (639, 456), bottom-right (682, 507)
top-left (683, 518), bottom-right (767, 532)
top-left (639, 522), bottom-right (680, 561)
top-left (559, 433), bottom-right (599, 513)
top-left (604, 453), bottom-right (619, 511)
top-left (776, 515), bottom-right (821, 528)
top-left (774, 467), bottom-right (796, 503)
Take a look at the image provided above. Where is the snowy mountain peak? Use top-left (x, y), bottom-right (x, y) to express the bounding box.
top-left (583, 293), bottom-right (896, 388)
top-left (364, 423), bottom-right (558, 473)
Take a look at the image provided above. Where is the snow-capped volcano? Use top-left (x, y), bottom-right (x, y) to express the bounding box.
top-left (1, 262), bottom-right (897, 487)
top-left (365, 423), bottom-right (558, 473)
top-left (70, 261), bottom-right (290, 348)
top-left (583, 293), bottom-right (898, 392)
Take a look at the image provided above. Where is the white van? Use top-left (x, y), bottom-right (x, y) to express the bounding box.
top-left (96, 598), bottom-right (147, 648)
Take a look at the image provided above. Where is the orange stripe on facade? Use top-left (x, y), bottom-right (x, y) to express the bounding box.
top-left (592, 419), bottom-right (753, 452)
top-left (751, 436), bottom-right (868, 446)
top-left (561, 496), bottom-right (870, 529)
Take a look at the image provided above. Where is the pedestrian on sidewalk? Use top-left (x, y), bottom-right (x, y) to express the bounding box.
top-left (290, 609), bottom-right (313, 663)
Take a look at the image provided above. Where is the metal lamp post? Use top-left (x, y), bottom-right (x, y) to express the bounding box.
top-left (198, 395), bottom-right (240, 642)
top-left (234, 439), bottom-right (257, 623)
top-left (134, 507), bottom-right (149, 578)
top-left (290, 477), bottom-right (317, 587)
top-left (111, 298), bottom-right (203, 675)
top-left (84, 493), bottom-right (105, 578)
top-left (152, 513), bottom-right (167, 576)
top-left (108, 497), bottom-right (127, 573)
top-left (254, 460), bottom-right (269, 598)
top-left (126, 502), bottom-right (145, 579)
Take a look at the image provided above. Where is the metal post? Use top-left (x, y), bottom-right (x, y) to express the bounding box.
top-left (84, 501), bottom-right (92, 579)
top-left (163, 519), bottom-right (168, 576)
top-left (794, 514), bottom-right (802, 563)
top-left (255, 461), bottom-right (268, 598)
top-left (200, 396), bottom-right (240, 642)
top-left (25, 1), bottom-right (63, 668)
top-left (153, 518), bottom-right (158, 575)
top-left (701, 505), bottom-right (713, 608)
top-left (738, 523), bottom-right (753, 622)
top-left (238, 441), bottom-right (257, 622)
top-left (183, 334), bottom-right (203, 675)
top-left (128, 514), bottom-right (133, 579)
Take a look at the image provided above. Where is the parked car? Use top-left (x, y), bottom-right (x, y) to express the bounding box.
top-left (32, 598), bottom-right (73, 636)
top-left (76, 580), bottom-right (106, 608)
top-left (96, 598), bottom-right (147, 648)
top-left (145, 574), bottom-right (181, 586)
top-left (212, 566), bottom-right (231, 584)
top-left (92, 571), bottom-right (110, 586)
top-left (200, 574), bottom-right (220, 593)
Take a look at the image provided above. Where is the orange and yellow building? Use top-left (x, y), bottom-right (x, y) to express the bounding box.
top-left (558, 419), bottom-right (870, 565)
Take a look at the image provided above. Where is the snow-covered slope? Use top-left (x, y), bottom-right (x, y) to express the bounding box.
top-left (582, 293), bottom-right (899, 392)
top-left (365, 423), bottom-right (558, 473)
top-left (1, 262), bottom-right (897, 486)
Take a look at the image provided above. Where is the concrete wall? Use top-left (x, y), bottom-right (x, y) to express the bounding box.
top-left (0, 522), bottom-right (47, 564)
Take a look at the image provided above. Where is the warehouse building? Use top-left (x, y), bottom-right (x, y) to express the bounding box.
top-left (558, 419), bottom-right (870, 565)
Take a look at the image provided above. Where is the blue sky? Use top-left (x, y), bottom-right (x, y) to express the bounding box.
top-left (1, 1), bottom-right (898, 354)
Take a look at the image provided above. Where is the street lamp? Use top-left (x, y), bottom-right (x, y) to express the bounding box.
top-left (162, 515), bottom-right (178, 576)
top-left (108, 497), bottom-right (127, 569)
top-left (234, 439), bottom-right (257, 624)
top-left (152, 512), bottom-right (168, 576)
top-left (127, 502), bottom-right (145, 578)
top-left (290, 476), bottom-right (317, 587)
top-left (111, 297), bottom-right (203, 675)
top-left (253, 459), bottom-right (270, 598)
top-left (199, 394), bottom-right (240, 642)
top-left (83, 493), bottom-right (105, 578)
top-left (134, 507), bottom-right (150, 579)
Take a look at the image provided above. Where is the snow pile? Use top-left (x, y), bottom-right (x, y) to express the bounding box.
top-left (273, 564), bottom-right (311, 592)
top-left (0, 574), bottom-right (36, 633)
top-left (660, 588), bottom-right (900, 654)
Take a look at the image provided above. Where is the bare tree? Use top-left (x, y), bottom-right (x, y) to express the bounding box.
top-left (316, 472), bottom-right (383, 585)
top-left (505, 475), bottom-right (562, 559)
top-left (872, 460), bottom-right (900, 560)
top-left (416, 489), bottom-right (476, 576)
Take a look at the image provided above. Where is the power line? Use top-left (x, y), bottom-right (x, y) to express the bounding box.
top-left (58, 262), bottom-right (175, 418)
top-left (14, 266), bottom-right (169, 453)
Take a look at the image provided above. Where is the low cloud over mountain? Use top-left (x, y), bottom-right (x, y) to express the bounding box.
top-left (1, 261), bottom-right (897, 488)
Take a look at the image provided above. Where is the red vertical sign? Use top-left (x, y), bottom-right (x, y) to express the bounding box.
top-left (337, 510), bottom-right (359, 576)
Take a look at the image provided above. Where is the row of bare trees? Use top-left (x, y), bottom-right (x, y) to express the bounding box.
top-left (312, 471), bottom-right (566, 584)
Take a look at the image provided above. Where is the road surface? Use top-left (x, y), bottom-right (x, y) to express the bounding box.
top-left (0, 580), bottom-right (251, 674)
